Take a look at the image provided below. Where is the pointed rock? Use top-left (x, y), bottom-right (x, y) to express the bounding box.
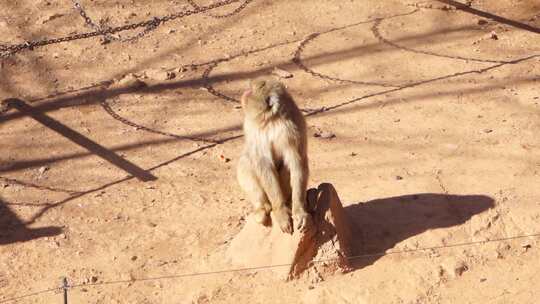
top-left (226, 183), bottom-right (354, 280)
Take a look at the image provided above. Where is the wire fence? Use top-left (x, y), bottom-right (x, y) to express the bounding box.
top-left (1, 232), bottom-right (539, 303)
top-left (2, 0), bottom-right (540, 303)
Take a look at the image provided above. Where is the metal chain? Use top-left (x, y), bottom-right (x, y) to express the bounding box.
top-left (186, 0), bottom-right (253, 19)
top-left (201, 61), bottom-right (240, 103)
top-left (0, 0), bottom-right (243, 59)
top-left (370, 18), bottom-right (507, 64)
top-left (404, 1), bottom-right (476, 11)
top-left (292, 33), bottom-right (401, 88)
top-left (72, 0), bottom-right (119, 44)
top-left (100, 98), bottom-right (219, 143)
top-left (72, 0), bottom-right (158, 43)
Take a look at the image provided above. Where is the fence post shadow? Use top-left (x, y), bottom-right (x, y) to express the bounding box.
top-left (0, 196), bottom-right (62, 245)
top-left (4, 98), bottom-right (157, 182)
top-left (344, 193), bottom-right (495, 269)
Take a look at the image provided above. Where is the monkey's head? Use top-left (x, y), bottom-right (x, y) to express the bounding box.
top-left (241, 76), bottom-right (286, 119)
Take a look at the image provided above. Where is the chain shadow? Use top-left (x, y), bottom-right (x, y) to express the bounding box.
top-left (0, 195), bottom-right (62, 245)
top-left (344, 193), bottom-right (494, 269)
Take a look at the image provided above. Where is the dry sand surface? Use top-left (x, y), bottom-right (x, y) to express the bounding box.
top-left (1, 0), bottom-right (540, 303)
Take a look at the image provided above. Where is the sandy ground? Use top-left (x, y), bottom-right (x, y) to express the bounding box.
top-left (1, 0), bottom-right (540, 303)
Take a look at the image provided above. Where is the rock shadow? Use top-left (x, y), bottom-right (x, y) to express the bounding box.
top-left (344, 193), bottom-right (495, 269)
top-left (0, 196), bottom-right (62, 245)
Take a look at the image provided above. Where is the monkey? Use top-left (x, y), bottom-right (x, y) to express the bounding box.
top-left (237, 76), bottom-right (312, 234)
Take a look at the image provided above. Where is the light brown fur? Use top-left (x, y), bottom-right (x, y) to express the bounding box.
top-left (237, 76), bottom-right (311, 233)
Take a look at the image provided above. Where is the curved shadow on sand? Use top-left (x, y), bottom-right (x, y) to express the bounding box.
top-left (0, 196), bottom-right (62, 245)
top-left (344, 193), bottom-right (494, 269)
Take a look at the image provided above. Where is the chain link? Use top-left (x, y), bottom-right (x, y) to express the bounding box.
top-left (100, 98), bottom-right (219, 143)
top-left (72, 0), bottom-right (158, 43)
top-left (186, 0), bottom-right (253, 19)
top-left (293, 33), bottom-right (401, 88)
top-left (0, 0), bottom-right (243, 59)
top-left (201, 62), bottom-right (241, 103)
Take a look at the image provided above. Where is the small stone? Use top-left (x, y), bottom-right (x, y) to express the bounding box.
top-left (395, 175), bottom-right (403, 180)
top-left (38, 166), bottom-right (49, 175)
top-left (483, 129), bottom-right (493, 133)
top-left (454, 261), bottom-right (468, 276)
top-left (111, 73), bottom-right (147, 91)
top-left (144, 69), bottom-right (176, 81)
top-left (272, 67), bottom-right (293, 79)
top-left (314, 130), bottom-right (335, 139)
top-left (130, 255), bottom-right (138, 261)
top-left (90, 276), bottom-right (98, 283)
top-left (522, 243), bottom-right (532, 252)
top-left (490, 31), bottom-right (498, 40)
top-left (350, 152), bottom-right (357, 157)
top-left (219, 154), bottom-right (231, 163)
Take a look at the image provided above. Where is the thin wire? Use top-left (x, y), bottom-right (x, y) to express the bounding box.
top-left (3, 232), bottom-right (537, 304)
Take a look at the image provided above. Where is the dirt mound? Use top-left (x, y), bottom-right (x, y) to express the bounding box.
top-left (226, 183), bottom-right (353, 280)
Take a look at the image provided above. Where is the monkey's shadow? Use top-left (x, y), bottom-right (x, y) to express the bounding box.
top-left (343, 193), bottom-right (494, 269)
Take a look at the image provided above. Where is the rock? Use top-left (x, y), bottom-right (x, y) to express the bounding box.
top-left (110, 73), bottom-right (147, 91)
top-left (226, 183), bottom-right (353, 280)
top-left (272, 67), bottom-right (294, 79)
top-left (442, 259), bottom-right (469, 278)
top-left (218, 154), bottom-right (231, 163)
top-left (313, 130), bottom-right (335, 139)
top-left (38, 166), bottom-right (49, 175)
top-left (143, 69), bottom-right (176, 81)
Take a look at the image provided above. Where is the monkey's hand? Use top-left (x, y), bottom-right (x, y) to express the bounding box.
top-left (272, 207), bottom-right (293, 234)
top-left (293, 211), bottom-right (313, 233)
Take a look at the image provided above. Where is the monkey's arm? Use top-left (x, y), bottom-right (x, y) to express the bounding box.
top-left (283, 145), bottom-right (309, 215)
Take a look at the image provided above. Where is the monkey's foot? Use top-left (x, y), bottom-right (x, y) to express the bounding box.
top-left (272, 207), bottom-right (292, 234)
top-left (253, 208), bottom-right (270, 225)
top-left (293, 211), bottom-right (313, 233)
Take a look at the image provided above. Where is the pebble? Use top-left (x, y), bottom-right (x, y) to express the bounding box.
top-left (112, 73), bottom-right (147, 90)
top-left (38, 166), bottom-right (49, 175)
top-left (272, 67), bottom-right (293, 79)
top-left (144, 69), bottom-right (176, 81)
top-left (218, 154), bottom-right (231, 163)
top-left (313, 130), bottom-right (335, 139)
